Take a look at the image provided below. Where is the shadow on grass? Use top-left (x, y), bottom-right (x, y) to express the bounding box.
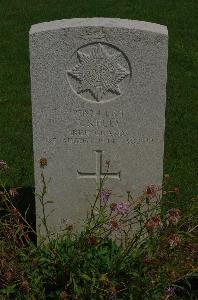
top-left (1, 187), bottom-right (36, 244)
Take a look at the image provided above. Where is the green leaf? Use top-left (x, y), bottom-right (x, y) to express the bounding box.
top-left (80, 273), bottom-right (92, 281)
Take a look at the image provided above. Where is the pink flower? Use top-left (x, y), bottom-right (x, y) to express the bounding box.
top-left (145, 184), bottom-right (159, 198)
top-left (109, 220), bottom-right (120, 230)
top-left (168, 234), bottom-right (181, 248)
top-left (145, 215), bottom-right (163, 231)
top-left (110, 202), bottom-right (117, 211)
top-left (116, 202), bottom-right (130, 215)
top-left (100, 189), bottom-right (112, 204)
top-left (88, 235), bottom-right (97, 245)
top-left (0, 160), bottom-right (8, 170)
top-left (166, 208), bottom-right (181, 225)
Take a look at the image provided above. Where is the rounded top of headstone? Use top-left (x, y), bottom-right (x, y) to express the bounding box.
top-left (29, 18), bottom-right (168, 36)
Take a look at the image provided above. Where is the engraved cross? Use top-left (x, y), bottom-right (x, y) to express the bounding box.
top-left (77, 150), bottom-right (121, 188)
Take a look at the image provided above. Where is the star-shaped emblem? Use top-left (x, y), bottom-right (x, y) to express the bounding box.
top-left (68, 43), bottom-right (130, 102)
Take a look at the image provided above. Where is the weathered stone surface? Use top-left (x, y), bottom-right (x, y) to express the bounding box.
top-left (29, 18), bottom-right (168, 233)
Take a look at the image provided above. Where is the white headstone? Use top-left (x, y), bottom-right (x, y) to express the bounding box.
top-left (29, 18), bottom-right (168, 233)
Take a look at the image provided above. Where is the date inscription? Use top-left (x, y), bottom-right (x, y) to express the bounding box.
top-left (49, 108), bottom-right (161, 145)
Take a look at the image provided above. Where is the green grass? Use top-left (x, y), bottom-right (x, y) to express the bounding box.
top-left (0, 0), bottom-right (197, 205)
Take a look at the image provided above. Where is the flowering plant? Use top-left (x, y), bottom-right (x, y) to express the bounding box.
top-left (0, 161), bottom-right (197, 299)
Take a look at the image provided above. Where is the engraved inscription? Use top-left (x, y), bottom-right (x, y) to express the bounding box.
top-left (78, 28), bottom-right (108, 40)
top-left (77, 150), bottom-right (121, 187)
top-left (62, 108), bottom-right (161, 145)
top-left (67, 43), bottom-right (130, 102)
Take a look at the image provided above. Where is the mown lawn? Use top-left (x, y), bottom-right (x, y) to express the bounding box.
top-left (0, 0), bottom-right (197, 207)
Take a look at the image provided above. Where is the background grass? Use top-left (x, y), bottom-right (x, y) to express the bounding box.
top-left (0, 0), bottom-right (197, 209)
